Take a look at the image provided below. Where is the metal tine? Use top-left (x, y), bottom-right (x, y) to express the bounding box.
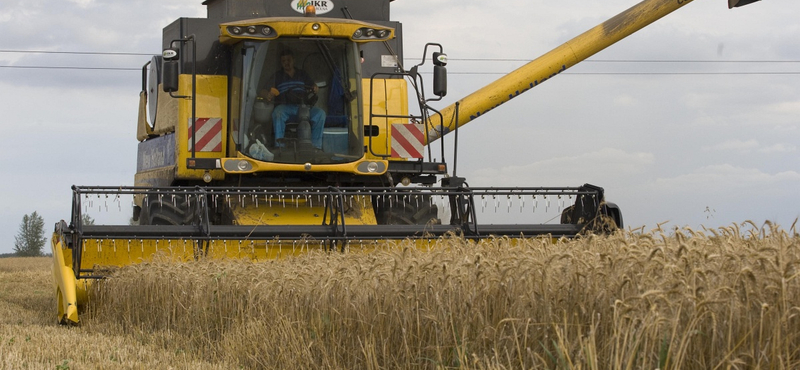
top-left (494, 194), bottom-right (499, 213)
top-left (533, 195), bottom-right (538, 213)
top-left (558, 195), bottom-right (563, 212)
top-left (481, 195), bottom-right (486, 212)
top-left (519, 194), bottom-right (524, 213)
top-left (546, 195), bottom-right (551, 212)
top-left (507, 194), bottom-right (511, 213)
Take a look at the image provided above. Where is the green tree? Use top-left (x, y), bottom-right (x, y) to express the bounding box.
top-left (14, 212), bottom-right (47, 257)
top-left (81, 213), bottom-right (95, 226)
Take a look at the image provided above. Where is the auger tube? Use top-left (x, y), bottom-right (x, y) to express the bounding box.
top-left (425, 0), bottom-right (702, 143)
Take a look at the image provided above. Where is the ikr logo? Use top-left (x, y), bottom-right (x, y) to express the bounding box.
top-left (291, 0), bottom-right (334, 15)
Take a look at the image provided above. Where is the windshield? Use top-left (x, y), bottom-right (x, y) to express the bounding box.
top-left (234, 38), bottom-right (363, 165)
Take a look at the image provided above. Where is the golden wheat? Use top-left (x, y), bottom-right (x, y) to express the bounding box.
top-left (2, 222), bottom-right (798, 369)
top-left (75, 222), bottom-right (800, 369)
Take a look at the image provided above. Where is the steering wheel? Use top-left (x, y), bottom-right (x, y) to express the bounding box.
top-left (285, 86), bottom-right (318, 106)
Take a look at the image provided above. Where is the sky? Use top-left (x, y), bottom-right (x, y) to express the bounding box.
top-left (1, 0), bottom-right (798, 253)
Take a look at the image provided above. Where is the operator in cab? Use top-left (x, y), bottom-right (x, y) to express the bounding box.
top-left (259, 48), bottom-right (325, 149)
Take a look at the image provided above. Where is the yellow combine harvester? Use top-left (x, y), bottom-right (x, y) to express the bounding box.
top-left (51, 0), bottom-right (761, 324)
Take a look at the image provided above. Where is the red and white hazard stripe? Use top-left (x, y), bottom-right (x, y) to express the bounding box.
top-left (391, 123), bottom-right (425, 159)
top-left (188, 118), bottom-right (222, 152)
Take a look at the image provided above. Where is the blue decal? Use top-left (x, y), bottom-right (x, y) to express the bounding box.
top-left (137, 134), bottom-right (176, 172)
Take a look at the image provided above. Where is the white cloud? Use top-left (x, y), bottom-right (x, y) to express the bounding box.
top-left (653, 164), bottom-right (800, 192)
top-left (702, 139), bottom-right (797, 154)
top-left (613, 94), bottom-right (636, 106)
top-left (767, 100), bottom-right (800, 115)
top-left (703, 139), bottom-right (760, 152)
top-left (69, 0), bottom-right (94, 8)
top-left (470, 148), bottom-right (654, 187)
top-left (759, 143), bottom-right (797, 153)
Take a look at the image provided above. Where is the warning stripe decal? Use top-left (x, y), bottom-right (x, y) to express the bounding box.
top-left (391, 123), bottom-right (425, 159)
top-left (188, 118), bottom-right (222, 152)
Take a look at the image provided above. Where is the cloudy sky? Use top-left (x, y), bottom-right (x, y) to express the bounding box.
top-left (1, 0), bottom-right (798, 253)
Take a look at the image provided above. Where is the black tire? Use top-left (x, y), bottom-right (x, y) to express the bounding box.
top-left (560, 205), bottom-right (576, 224)
top-left (374, 193), bottom-right (440, 225)
top-left (139, 193), bottom-right (197, 226)
top-left (561, 203), bottom-right (621, 234)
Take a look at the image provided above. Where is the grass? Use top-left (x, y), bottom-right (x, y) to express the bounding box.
top-left (2, 220), bottom-right (799, 369)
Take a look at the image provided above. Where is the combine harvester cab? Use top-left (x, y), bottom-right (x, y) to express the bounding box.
top-left (52, 0), bottom-right (760, 324)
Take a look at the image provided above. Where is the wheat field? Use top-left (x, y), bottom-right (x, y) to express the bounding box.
top-left (2, 221), bottom-right (799, 369)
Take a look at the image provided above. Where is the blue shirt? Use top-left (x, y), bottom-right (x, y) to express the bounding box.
top-left (273, 69), bottom-right (314, 105)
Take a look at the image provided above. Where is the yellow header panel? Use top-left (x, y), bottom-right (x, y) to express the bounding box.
top-left (219, 17), bottom-right (394, 44)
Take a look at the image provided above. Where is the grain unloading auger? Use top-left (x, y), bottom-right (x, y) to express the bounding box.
top-left (51, 0), bottom-right (761, 324)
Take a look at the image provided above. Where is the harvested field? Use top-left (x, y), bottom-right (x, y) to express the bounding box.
top-left (3, 221), bottom-right (799, 369)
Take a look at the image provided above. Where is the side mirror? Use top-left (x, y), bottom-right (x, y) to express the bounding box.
top-left (432, 52), bottom-right (447, 97)
top-left (161, 48), bottom-right (180, 93)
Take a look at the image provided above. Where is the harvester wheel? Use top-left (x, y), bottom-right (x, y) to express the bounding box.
top-left (375, 193), bottom-right (440, 225)
top-left (139, 193), bottom-right (198, 226)
top-left (561, 203), bottom-right (622, 234)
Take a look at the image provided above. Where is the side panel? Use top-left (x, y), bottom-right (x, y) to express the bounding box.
top-left (175, 74), bottom-right (229, 181)
top-left (363, 78), bottom-right (408, 160)
top-left (152, 85), bottom-right (179, 136)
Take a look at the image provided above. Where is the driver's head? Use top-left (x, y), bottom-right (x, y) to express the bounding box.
top-left (280, 49), bottom-right (295, 72)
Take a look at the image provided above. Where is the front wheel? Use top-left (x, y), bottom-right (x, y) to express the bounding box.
top-left (561, 202), bottom-right (623, 234)
top-left (138, 193), bottom-right (198, 226)
top-left (374, 193), bottom-right (440, 225)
